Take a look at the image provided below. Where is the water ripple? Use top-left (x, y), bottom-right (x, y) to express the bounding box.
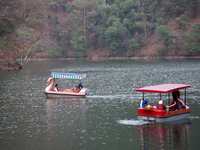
top-left (117, 119), bottom-right (151, 125)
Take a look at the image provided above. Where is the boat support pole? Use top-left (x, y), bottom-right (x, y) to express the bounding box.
top-left (168, 92), bottom-right (170, 115)
top-left (185, 89), bottom-right (186, 110)
top-left (168, 93), bottom-right (170, 105)
top-left (143, 92), bottom-right (144, 100)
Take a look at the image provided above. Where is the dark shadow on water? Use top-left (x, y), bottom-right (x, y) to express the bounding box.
top-left (137, 119), bottom-right (191, 150)
top-left (117, 118), bottom-right (191, 126)
top-left (160, 118), bottom-right (191, 125)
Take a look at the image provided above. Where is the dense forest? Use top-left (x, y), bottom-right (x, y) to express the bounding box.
top-left (0, 0), bottom-right (200, 69)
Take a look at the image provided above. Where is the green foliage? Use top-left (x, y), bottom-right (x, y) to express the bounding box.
top-left (159, 0), bottom-right (199, 18)
top-left (129, 38), bottom-right (139, 50)
top-left (15, 60), bottom-right (20, 65)
top-left (106, 16), bottom-right (120, 26)
top-left (61, 48), bottom-right (69, 58)
top-left (19, 27), bottom-right (34, 42)
top-left (36, 41), bottom-right (43, 52)
top-left (105, 17), bottom-right (129, 43)
top-left (132, 21), bottom-right (145, 34)
top-left (65, 2), bottom-right (74, 13)
top-left (184, 0), bottom-right (199, 18)
top-left (6, 61), bottom-right (11, 66)
top-left (110, 4), bottom-right (120, 17)
top-left (96, 4), bottom-right (110, 20)
top-left (50, 2), bottom-right (59, 12)
top-left (189, 23), bottom-right (200, 35)
top-left (105, 26), bottom-right (118, 43)
top-left (48, 0), bottom-right (199, 58)
top-left (2, 0), bottom-right (200, 60)
top-left (58, 28), bottom-right (70, 45)
top-left (155, 25), bottom-right (178, 50)
top-left (92, 25), bottom-right (106, 49)
top-left (122, 18), bottom-right (134, 33)
top-left (127, 34), bottom-right (144, 50)
top-left (109, 40), bottom-right (119, 56)
top-left (138, 53), bottom-right (145, 57)
top-left (70, 34), bottom-right (87, 57)
top-left (55, 16), bottom-right (59, 24)
top-left (175, 18), bottom-right (186, 30)
top-left (180, 23), bottom-right (200, 56)
top-left (0, 18), bottom-right (15, 37)
top-left (55, 0), bottom-right (68, 11)
top-left (47, 41), bottom-right (61, 58)
top-left (156, 18), bottom-right (165, 27)
top-left (105, 17), bottom-right (130, 56)
top-left (126, 50), bottom-right (133, 57)
top-left (180, 15), bottom-right (186, 21)
top-left (157, 46), bottom-right (166, 57)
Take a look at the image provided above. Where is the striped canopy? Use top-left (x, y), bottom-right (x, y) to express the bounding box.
top-left (51, 72), bottom-right (86, 79)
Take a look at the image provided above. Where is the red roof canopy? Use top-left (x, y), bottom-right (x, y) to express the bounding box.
top-left (136, 84), bottom-right (191, 93)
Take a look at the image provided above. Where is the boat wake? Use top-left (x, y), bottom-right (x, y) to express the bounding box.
top-left (189, 116), bottom-right (199, 120)
top-left (86, 95), bottom-right (136, 99)
top-left (117, 119), bottom-right (150, 125)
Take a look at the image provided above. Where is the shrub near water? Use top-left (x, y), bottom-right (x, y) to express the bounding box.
top-left (47, 41), bottom-right (61, 58)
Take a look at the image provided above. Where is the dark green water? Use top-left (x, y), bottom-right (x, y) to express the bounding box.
top-left (0, 59), bottom-right (200, 150)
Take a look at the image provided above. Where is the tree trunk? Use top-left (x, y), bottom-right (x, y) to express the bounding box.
top-left (142, 0), bottom-right (147, 45)
top-left (23, 46), bottom-right (32, 65)
top-left (83, 4), bottom-right (86, 51)
top-left (84, 6), bottom-right (86, 38)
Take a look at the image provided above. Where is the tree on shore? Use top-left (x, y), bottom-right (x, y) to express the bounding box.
top-left (180, 23), bottom-right (200, 56)
top-left (0, 0), bottom-right (200, 69)
top-left (0, 0), bottom-right (46, 68)
top-left (155, 25), bottom-right (178, 55)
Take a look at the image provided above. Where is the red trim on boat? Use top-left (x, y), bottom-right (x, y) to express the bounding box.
top-left (137, 107), bottom-right (190, 118)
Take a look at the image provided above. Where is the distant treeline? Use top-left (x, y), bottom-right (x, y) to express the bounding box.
top-left (0, 0), bottom-right (200, 63)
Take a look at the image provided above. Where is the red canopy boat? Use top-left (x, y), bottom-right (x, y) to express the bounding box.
top-left (136, 84), bottom-right (191, 123)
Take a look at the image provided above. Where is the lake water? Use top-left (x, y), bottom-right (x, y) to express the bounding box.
top-left (0, 59), bottom-right (200, 150)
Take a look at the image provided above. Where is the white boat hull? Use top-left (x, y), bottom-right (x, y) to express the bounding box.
top-left (45, 92), bottom-right (86, 99)
top-left (137, 111), bottom-right (190, 123)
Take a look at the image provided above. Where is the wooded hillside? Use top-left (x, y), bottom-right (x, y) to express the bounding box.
top-left (0, 0), bottom-right (200, 69)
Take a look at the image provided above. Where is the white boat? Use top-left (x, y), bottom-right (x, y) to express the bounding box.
top-left (45, 72), bottom-right (87, 98)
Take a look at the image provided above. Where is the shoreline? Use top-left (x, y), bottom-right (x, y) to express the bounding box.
top-left (1, 56), bottom-right (200, 70)
top-left (28, 56), bottom-right (200, 61)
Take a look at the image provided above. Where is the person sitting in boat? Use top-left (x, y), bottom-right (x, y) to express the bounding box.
top-left (79, 83), bottom-right (84, 89)
top-left (157, 100), bottom-right (176, 112)
top-left (142, 100), bottom-right (153, 111)
top-left (54, 84), bottom-right (59, 92)
top-left (142, 100), bottom-right (149, 108)
top-left (71, 87), bottom-right (76, 92)
top-left (172, 97), bottom-right (184, 111)
top-left (75, 86), bottom-right (80, 93)
top-left (171, 90), bottom-right (185, 111)
top-left (140, 96), bottom-right (145, 108)
top-left (142, 100), bottom-right (147, 108)
top-left (157, 100), bottom-right (167, 110)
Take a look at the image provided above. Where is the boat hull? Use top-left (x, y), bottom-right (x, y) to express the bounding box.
top-left (45, 88), bottom-right (87, 99)
top-left (137, 107), bottom-right (190, 123)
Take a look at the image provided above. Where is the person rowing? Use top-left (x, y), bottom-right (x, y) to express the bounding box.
top-left (157, 100), bottom-right (176, 112)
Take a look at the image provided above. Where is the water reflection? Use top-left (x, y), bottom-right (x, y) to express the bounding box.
top-left (1, 60), bottom-right (200, 150)
top-left (45, 98), bottom-right (86, 149)
top-left (138, 120), bottom-right (190, 150)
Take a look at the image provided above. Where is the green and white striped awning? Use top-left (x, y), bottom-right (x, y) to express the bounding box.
top-left (51, 72), bottom-right (86, 79)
